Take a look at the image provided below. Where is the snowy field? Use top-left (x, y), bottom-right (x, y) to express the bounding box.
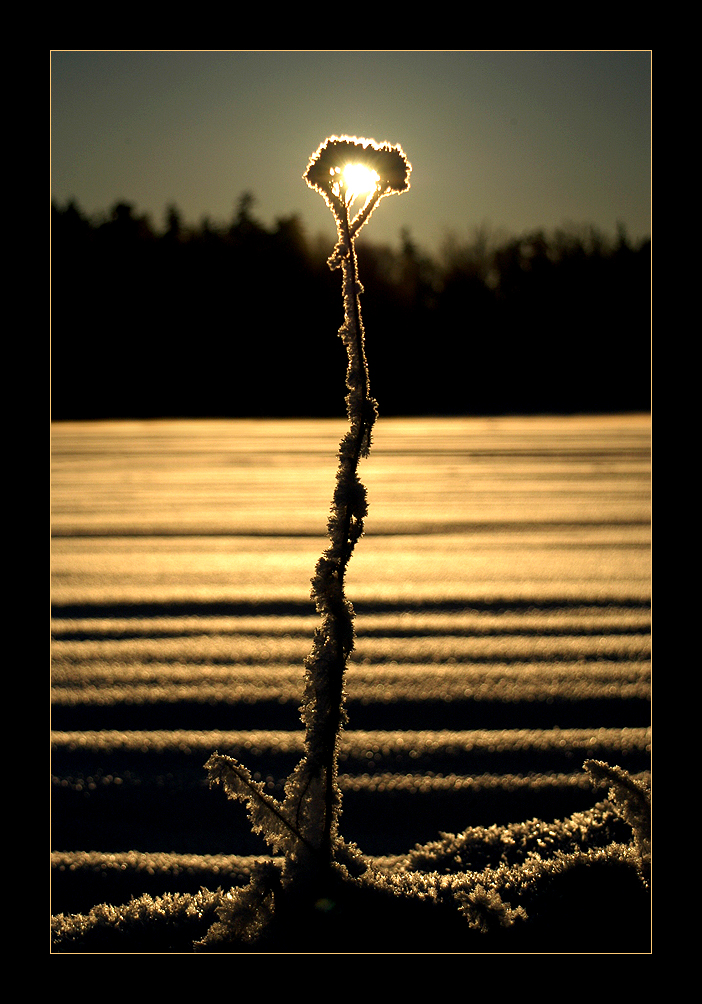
top-left (50, 414), bottom-right (651, 949)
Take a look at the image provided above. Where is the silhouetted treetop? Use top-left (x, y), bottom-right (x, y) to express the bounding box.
top-left (51, 197), bottom-right (650, 420)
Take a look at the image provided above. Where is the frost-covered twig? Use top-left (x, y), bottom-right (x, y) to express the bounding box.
top-left (584, 759), bottom-right (651, 885)
top-left (283, 137), bottom-right (412, 864)
top-left (205, 136), bottom-right (411, 887)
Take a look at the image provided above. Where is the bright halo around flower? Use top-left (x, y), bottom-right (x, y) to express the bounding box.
top-left (304, 135), bottom-right (411, 209)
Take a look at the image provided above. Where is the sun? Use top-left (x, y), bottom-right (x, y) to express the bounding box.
top-left (342, 163), bottom-right (380, 202)
top-left (328, 162), bottom-right (380, 205)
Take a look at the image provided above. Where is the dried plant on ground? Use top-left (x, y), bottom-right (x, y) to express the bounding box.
top-left (51, 138), bottom-right (650, 954)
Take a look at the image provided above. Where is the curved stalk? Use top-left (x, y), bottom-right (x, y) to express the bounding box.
top-left (292, 196), bottom-right (378, 867)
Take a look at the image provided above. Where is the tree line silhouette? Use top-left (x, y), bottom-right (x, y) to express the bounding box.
top-left (51, 197), bottom-right (650, 420)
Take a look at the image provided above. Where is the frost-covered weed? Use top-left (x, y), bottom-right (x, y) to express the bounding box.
top-left (584, 759), bottom-right (651, 885)
top-left (195, 137), bottom-right (651, 952)
top-left (51, 137), bottom-right (650, 954)
top-left (200, 137), bottom-right (412, 946)
top-left (51, 888), bottom-right (222, 952)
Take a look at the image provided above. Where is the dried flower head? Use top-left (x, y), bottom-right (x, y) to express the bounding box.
top-left (304, 135), bottom-right (411, 264)
top-left (304, 135), bottom-right (411, 210)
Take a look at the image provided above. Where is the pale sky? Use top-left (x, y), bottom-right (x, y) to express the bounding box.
top-left (51, 50), bottom-right (651, 254)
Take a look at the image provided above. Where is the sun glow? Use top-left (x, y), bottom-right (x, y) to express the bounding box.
top-left (329, 162), bottom-right (380, 205)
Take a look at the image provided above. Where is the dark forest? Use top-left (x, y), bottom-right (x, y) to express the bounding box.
top-left (51, 197), bottom-right (651, 420)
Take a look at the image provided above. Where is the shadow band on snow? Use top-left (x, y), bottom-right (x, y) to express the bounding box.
top-left (51, 596), bottom-right (651, 620)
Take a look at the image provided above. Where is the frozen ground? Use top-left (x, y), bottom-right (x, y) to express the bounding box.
top-left (50, 415), bottom-right (651, 950)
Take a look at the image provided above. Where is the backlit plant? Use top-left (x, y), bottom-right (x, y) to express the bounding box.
top-left (50, 138), bottom-right (650, 953)
top-left (194, 137), bottom-right (651, 952)
top-left (201, 137), bottom-right (412, 944)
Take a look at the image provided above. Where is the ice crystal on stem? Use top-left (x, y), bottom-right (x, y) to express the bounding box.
top-left (201, 136), bottom-right (411, 944)
top-left (286, 136), bottom-right (411, 864)
top-left (584, 759), bottom-right (651, 885)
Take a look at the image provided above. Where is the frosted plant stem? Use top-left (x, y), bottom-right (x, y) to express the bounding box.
top-left (342, 206), bottom-right (370, 410)
top-left (199, 139), bottom-right (411, 942)
top-left (288, 136), bottom-right (409, 876)
top-left (298, 198), bottom-right (377, 868)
